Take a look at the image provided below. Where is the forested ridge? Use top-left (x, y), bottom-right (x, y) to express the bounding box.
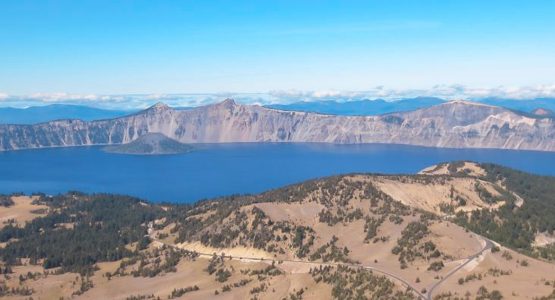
top-left (0, 193), bottom-right (165, 274)
top-left (0, 162), bottom-right (554, 279)
top-left (454, 164), bottom-right (555, 260)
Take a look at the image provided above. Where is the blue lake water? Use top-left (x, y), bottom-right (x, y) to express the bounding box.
top-left (1, 143), bottom-right (555, 203)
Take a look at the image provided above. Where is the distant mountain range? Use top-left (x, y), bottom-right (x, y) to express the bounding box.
top-left (0, 104), bottom-right (133, 124)
top-left (266, 97), bottom-right (555, 116)
top-left (1, 99), bottom-right (554, 152)
top-left (265, 97), bottom-right (445, 115)
top-left (478, 98), bottom-right (555, 114)
top-left (1, 98), bottom-right (554, 124)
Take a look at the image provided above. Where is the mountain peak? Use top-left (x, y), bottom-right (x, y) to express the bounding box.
top-left (219, 98), bottom-right (237, 106)
top-left (142, 102), bottom-right (172, 114)
top-left (150, 102), bottom-right (170, 110)
top-left (433, 99), bottom-right (502, 112)
top-left (532, 108), bottom-right (553, 117)
top-left (444, 99), bottom-right (491, 107)
top-left (208, 98), bottom-right (238, 110)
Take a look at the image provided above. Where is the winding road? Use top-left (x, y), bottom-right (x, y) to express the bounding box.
top-left (426, 236), bottom-right (494, 300)
top-left (151, 232), bottom-right (493, 300)
top-left (153, 238), bottom-right (426, 299)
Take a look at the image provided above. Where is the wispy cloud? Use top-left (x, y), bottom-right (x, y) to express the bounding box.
top-left (268, 84), bottom-right (555, 102)
top-left (0, 92), bottom-right (275, 109)
top-left (1, 84), bottom-right (554, 109)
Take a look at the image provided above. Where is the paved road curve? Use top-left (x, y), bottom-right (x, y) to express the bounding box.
top-left (152, 233), bottom-right (493, 300)
top-left (426, 236), bottom-right (494, 300)
top-left (152, 238), bottom-right (427, 299)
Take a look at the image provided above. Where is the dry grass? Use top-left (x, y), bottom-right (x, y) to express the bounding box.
top-left (0, 196), bottom-right (48, 228)
top-left (373, 177), bottom-right (504, 215)
top-left (3, 168), bottom-right (554, 299)
top-left (435, 245), bottom-right (555, 299)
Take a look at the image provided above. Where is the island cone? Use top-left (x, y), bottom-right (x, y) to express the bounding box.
top-left (103, 133), bottom-right (192, 155)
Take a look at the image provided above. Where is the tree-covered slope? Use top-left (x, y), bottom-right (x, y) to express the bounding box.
top-left (1, 163), bottom-right (555, 299)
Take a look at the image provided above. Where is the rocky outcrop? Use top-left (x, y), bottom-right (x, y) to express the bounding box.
top-left (1, 99), bottom-right (554, 151)
top-left (532, 108), bottom-right (554, 117)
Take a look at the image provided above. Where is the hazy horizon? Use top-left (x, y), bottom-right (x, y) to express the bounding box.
top-left (1, 87), bottom-right (555, 110)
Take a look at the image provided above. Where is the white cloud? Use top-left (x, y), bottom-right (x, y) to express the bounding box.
top-left (0, 84), bottom-right (554, 109)
top-left (28, 93), bottom-right (101, 102)
top-left (268, 84), bottom-right (555, 103)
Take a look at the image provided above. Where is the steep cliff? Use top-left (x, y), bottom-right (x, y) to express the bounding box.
top-left (0, 99), bottom-right (554, 151)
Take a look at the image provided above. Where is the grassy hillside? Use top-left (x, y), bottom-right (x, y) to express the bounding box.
top-left (1, 162), bottom-right (554, 299)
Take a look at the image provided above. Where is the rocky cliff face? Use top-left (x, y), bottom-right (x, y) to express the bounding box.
top-left (1, 99), bottom-right (554, 151)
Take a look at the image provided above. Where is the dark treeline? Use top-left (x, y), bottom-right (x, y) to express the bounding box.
top-left (455, 164), bottom-right (555, 260)
top-left (0, 192), bottom-right (166, 274)
top-left (0, 193), bottom-right (20, 207)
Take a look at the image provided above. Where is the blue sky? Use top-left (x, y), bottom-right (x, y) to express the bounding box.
top-left (0, 0), bottom-right (554, 106)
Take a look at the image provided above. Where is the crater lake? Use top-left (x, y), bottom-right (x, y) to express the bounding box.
top-left (1, 143), bottom-right (554, 202)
